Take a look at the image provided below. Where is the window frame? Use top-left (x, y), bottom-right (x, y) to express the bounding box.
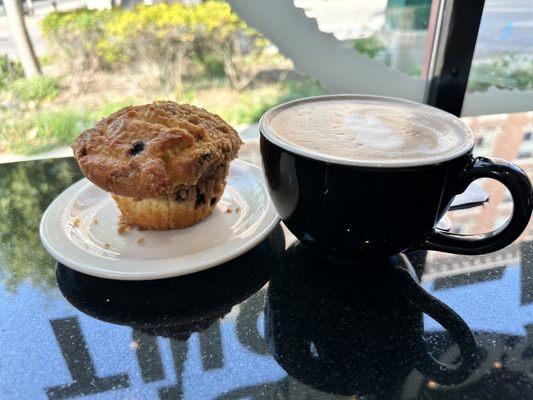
top-left (423, 0), bottom-right (485, 117)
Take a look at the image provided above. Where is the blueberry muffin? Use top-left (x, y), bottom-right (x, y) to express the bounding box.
top-left (72, 101), bottom-right (242, 230)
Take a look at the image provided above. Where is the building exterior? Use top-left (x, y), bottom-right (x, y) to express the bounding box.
top-left (450, 111), bottom-right (533, 237)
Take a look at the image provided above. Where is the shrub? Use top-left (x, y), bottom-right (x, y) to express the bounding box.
top-left (41, 2), bottom-right (272, 91)
top-left (352, 35), bottom-right (387, 60)
top-left (10, 76), bottom-right (60, 102)
top-left (5, 109), bottom-right (93, 154)
top-left (107, 3), bottom-right (196, 92)
top-left (279, 78), bottom-right (326, 103)
top-left (192, 52), bottom-right (225, 79)
top-left (468, 54), bottom-right (533, 92)
top-left (41, 8), bottom-right (122, 92)
top-left (204, 78), bottom-right (325, 126)
top-left (32, 109), bottom-right (93, 150)
top-left (0, 55), bottom-right (23, 90)
top-left (3, 109), bottom-right (92, 155)
top-left (41, 8), bottom-right (122, 66)
top-left (195, 1), bottom-right (270, 89)
top-left (1, 101), bottom-right (134, 155)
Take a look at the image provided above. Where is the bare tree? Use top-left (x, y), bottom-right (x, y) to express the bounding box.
top-left (4, 0), bottom-right (41, 77)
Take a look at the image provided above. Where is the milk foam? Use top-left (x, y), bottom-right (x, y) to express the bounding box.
top-left (262, 97), bottom-right (474, 166)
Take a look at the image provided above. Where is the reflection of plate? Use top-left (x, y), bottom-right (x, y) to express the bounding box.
top-left (55, 226), bottom-right (285, 339)
top-left (40, 159), bottom-right (279, 280)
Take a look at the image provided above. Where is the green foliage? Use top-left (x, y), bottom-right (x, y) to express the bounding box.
top-left (41, 2), bottom-right (271, 90)
top-left (193, 1), bottom-right (270, 89)
top-left (1, 100), bottom-right (137, 155)
top-left (41, 8), bottom-right (123, 73)
top-left (385, 2), bottom-right (431, 30)
top-left (0, 55), bottom-right (23, 90)
top-left (38, 54), bottom-right (54, 66)
top-left (468, 54), bottom-right (533, 92)
top-left (32, 110), bottom-right (93, 150)
top-left (353, 35), bottom-right (387, 60)
top-left (10, 76), bottom-right (60, 102)
top-left (196, 53), bottom-right (225, 79)
top-left (91, 100), bottom-right (135, 119)
top-left (0, 159), bottom-right (83, 292)
top-left (216, 91), bottom-right (278, 125)
top-left (107, 3), bottom-right (197, 91)
top-left (214, 78), bottom-right (325, 126)
top-left (3, 109), bottom-right (92, 155)
top-left (279, 78), bottom-right (327, 103)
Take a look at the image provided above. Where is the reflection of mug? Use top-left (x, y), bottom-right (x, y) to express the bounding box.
top-left (260, 95), bottom-right (532, 260)
top-left (265, 243), bottom-right (481, 397)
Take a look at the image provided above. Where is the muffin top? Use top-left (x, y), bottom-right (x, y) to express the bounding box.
top-left (72, 101), bottom-right (242, 198)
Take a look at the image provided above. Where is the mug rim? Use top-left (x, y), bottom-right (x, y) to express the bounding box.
top-left (259, 94), bottom-right (475, 168)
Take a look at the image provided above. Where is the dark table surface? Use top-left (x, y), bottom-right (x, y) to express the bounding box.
top-left (0, 157), bottom-right (532, 400)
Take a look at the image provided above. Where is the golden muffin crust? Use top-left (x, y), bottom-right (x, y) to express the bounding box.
top-left (112, 163), bottom-right (229, 230)
top-left (72, 101), bottom-right (242, 198)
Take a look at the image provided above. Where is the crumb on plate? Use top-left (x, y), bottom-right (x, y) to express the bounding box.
top-left (73, 218), bottom-right (80, 227)
top-left (93, 219), bottom-right (98, 224)
top-left (136, 237), bottom-right (145, 244)
top-left (104, 243), bottom-right (111, 249)
top-left (118, 215), bottom-right (133, 234)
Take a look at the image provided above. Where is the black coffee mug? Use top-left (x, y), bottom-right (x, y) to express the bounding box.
top-left (265, 243), bottom-right (481, 396)
top-left (260, 95), bottom-right (532, 260)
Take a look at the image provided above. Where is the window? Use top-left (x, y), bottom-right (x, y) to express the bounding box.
top-left (462, 0), bottom-right (533, 116)
top-left (1, 0), bottom-right (532, 165)
top-left (234, 0), bottom-right (434, 104)
top-left (518, 133), bottom-right (533, 160)
top-left (518, 151), bottom-right (532, 160)
top-left (462, 114), bottom-right (503, 157)
top-left (502, 192), bottom-right (513, 204)
top-left (1, 0), bottom-right (448, 160)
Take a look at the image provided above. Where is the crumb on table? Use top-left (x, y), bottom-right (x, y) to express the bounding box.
top-left (136, 237), bottom-right (145, 245)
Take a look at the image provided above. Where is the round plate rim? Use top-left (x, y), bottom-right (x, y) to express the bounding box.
top-left (39, 159), bottom-right (280, 280)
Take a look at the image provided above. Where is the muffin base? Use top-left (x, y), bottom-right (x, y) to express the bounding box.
top-left (112, 164), bottom-right (229, 230)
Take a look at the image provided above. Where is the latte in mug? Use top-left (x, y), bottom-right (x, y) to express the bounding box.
top-left (261, 96), bottom-right (474, 166)
top-left (259, 94), bottom-right (532, 259)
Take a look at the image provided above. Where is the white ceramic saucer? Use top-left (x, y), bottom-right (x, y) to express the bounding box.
top-left (40, 159), bottom-right (279, 280)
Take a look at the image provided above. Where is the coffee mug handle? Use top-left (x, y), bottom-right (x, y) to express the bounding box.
top-left (421, 156), bottom-right (532, 255)
top-left (392, 259), bottom-right (481, 383)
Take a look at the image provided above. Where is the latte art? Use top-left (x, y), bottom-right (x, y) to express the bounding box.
top-left (261, 96), bottom-right (474, 166)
